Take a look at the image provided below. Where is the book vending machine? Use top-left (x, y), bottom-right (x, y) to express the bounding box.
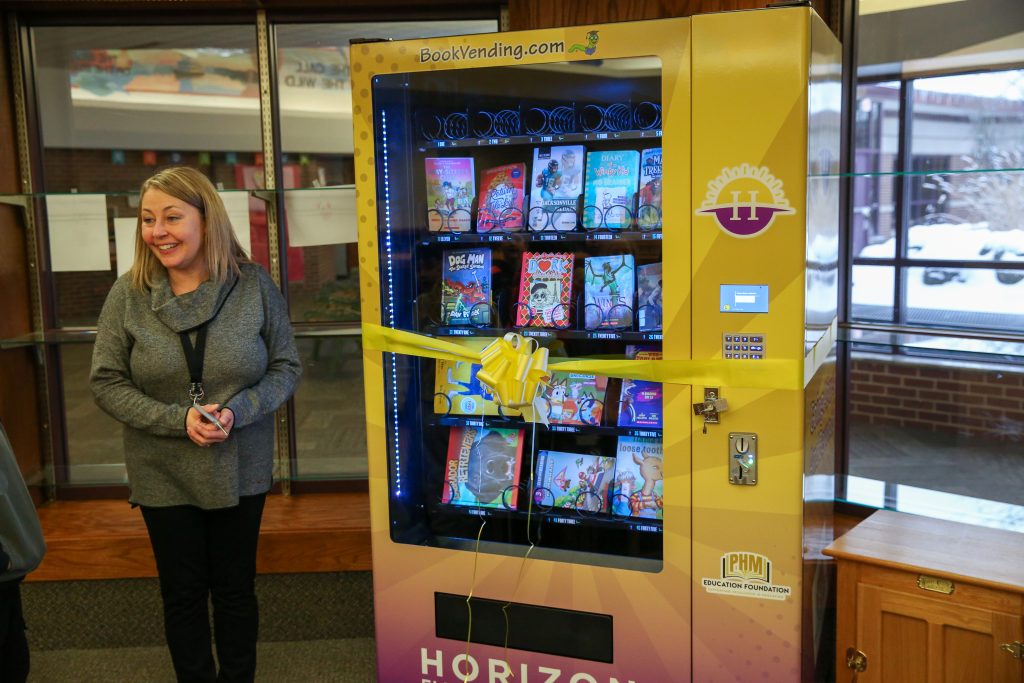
top-left (352, 8), bottom-right (840, 682)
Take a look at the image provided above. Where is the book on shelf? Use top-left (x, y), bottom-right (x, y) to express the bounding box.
top-left (636, 262), bottom-right (663, 332)
top-left (611, 436), bottom-right (664, 519)
top-left (441, 247), bottom-right (491, 326)
top-left (617, 348), bottom-right (662, 428)
top-left (637, 148), bottom-right (663, 229)
top-left (425, 157), bottom-right (474, 232)
top-left (582, 149), bottom-right (640, 230)
top-left (515, 251), bottom-right (574, 328)
top-left (442, 425), bottom-right (525, 508)
top-left (477, 163), bottom-right (526, 233)
top-left (583, 254), bottom-right (635, 329)
top-left (434, 359), bottom-right (501, 416)
top-left (534, 450), bottom-right (616, 512)
top-left (528, 145), bottom-right (585, 232)
top-left (541, 370), bottom-right (609, 426)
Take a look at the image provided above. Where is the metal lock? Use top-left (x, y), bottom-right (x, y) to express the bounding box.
top-left (693, 387), bottom-right (729, 433)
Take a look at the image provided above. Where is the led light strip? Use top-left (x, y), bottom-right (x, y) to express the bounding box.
top-left (381, 109), bottom-right (402, 496)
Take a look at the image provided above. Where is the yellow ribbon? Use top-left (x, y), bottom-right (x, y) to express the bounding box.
top-left (361, 323), bottom-right (804, 392)
top-left (476, 333), bottom-right (551, 423)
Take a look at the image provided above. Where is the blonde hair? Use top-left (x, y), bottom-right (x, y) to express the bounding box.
top-left (129, 167), bottom-right (249, 290)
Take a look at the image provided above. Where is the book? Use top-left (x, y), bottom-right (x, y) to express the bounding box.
top-left (534, 450), bottom-right (616, 512)
top-left (528, 145), bottom-right (585, 232)
top-left (637, 148), bottom-right (663, 229)
top-left (583, 254), bottom-right (635, 329)
top-left (617, 349), bottom-right (662, 428)
top-left (541, 371), bottom-right (609, 426)
top-left (441, 248), bottom-right (491, 326)
top-left (611, 437), bottom-right (664, 519)
top-left (434, 359), bottom-right (501, 416)
top-left (442, 425), bottom-right (525, 508)
top-left (636, 262), bottom-right (663, 332)
top-left (515, 252), bottom-right (574, 328)
top-left (425, 157), bottom-right (474, 232)
top-left (582, 149), bottom-right (640, 230)
top-left (477, 163), bottom-right (526, 233)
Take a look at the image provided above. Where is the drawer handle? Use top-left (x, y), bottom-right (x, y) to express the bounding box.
top-left (917, 575), bottom-right (954, 595)
top-left (846, 647), bottom-right (868, 672)
top-left (1002, 642), bottom-right (1024, 660)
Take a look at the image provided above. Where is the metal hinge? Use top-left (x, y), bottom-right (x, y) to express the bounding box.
top-left (1002, 642), bottom-right (1024, 660)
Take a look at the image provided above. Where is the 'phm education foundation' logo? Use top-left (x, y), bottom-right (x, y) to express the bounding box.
top-left (701, 551), bottom-right (793, 601)
top-left (697, 163), bottom-right (795, 238)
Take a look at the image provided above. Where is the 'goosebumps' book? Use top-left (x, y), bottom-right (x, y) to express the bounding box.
top-left (617, 348), bottom-right (663, 428)
top-left (442, 426), bottom-right (524, 508)
top-left (534, 450), bottom-right (616, 512)
top-left (636, 262), bottom-right (663, 332)
top-left (477, 163), bottom-right (526, 233)
top-left (542, 371), bottom-right (609, 425)
top-left (583, 254), bottom-right (635, 329)
top-left (529, 145), bottom-right (585, 232)
top-left (582, 149), bottom-right (640, 230)
top-left (516, 252), bottom-right (574, 328)
top-left (434, 359), bottom-right (500, 416)
top-left (637, 148), bottom-right (663, 229)
top-left (425, 157), bottom-right (474, 232)
top-left (611, 437), bottom-right (664, 519)
top-left (441, 248), bottom-right (491, 325)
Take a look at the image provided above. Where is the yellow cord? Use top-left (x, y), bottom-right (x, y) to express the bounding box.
top-left (462, 518), bottom-right (487, 683)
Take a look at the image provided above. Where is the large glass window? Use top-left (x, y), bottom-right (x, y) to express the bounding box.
top-left (24, 18), bottom-right (496, 488)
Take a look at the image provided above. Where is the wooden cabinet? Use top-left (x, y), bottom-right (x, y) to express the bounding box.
top-left (824, 510), bottom-right (1024, 683)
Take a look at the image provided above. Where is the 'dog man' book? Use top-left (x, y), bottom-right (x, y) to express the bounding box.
top-left (441, 248), bottom-right (491, 326)
top-left (425, 157), bottom-right (474, 232)
top-left (534, 450), bottom-right (615, 513)
top-left (611, 436), bottom-right (664, 519)
top-left (442, 426), bottom-right (524, 508)
top-left (515, 252), bottom-right (574, 328)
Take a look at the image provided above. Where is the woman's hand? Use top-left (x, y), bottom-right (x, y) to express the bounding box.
top-left (186, 404), bottom-right (235, 447)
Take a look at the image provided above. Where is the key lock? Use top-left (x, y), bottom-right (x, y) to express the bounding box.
top-left (693, 387), bottom-right (729, 435)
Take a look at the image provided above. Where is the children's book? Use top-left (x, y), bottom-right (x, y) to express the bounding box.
top-left (515, 252), bottom-right (574, 328)
top-left (528, 145), bottom-right (585, 232)
top-left (582, 149), bottom-right (640, 230)
top-left (611, 437), bottom-right (664, 519)
top-left (617, 349), bottom-right (662, 428)
top-left (583, 254), bottom-right (635, 329)
top-left (534, 450), bottom-right (616, 512)
top-left (636, 262), bottom-right (663, 332)
top-left (637, 148), bottom-right (663, 230)
top-left (434, 359), bottom-right (501, 416)
top-left (442, 426), bottom-right (525, 508)
top-left (425, 157), bottom-right (474, 232)
top-left (441, 248), bottom-right (491, 326)
top-left (477, 163), bottom-right (526, 233)
top-left (541, 371), bottom-right (609, 426)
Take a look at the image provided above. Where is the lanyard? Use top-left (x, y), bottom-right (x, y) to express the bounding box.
top-left (178, 276), bottom-right (238, 405)
top-left (180, 325), bottom-right (210, 404)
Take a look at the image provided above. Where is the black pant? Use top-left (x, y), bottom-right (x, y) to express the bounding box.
top-left (0, 579), bottom-right (29, 683)
top-left (141, 494), bottom-right (266, 683)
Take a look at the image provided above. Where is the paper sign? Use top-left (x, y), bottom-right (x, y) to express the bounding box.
top-left (45, 194), bottom-right (111, 272)
top-left (113, 217), bottom-right (137, 276)
top-left (217, 191), bottom-right (252, 257)
top-left (283, 187), bottom-right (357, 247)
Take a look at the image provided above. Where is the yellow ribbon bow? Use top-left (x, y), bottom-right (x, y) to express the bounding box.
top-left (476, 332), bottom-right (551, 424)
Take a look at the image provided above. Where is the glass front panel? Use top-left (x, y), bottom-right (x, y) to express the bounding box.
top-left (60, 343), bottom-right (125, 484)
top-left (850, 264), bottom-right (894, 322)
top-left (372, 57), bottom-right (664, 570)
top-left (853, 81), bottom-right (899, 258)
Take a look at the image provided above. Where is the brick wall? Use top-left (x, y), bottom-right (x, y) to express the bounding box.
top-left (849, 355), bottom-right (1024, 442)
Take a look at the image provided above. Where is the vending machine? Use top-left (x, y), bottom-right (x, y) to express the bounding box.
top-left (352, 8), bottom-right (840, 682)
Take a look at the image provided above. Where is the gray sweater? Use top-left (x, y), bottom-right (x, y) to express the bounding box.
top-left (0, 420), bottom-right (46, 582)
top-left (91, 263), bottom-right (301, 509)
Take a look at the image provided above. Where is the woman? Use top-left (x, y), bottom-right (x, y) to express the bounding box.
top-left (91, 167), bottom-right (301, 682)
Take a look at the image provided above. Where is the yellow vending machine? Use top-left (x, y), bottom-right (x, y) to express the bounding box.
top-left (352, 8), bottom-right (840, 682)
